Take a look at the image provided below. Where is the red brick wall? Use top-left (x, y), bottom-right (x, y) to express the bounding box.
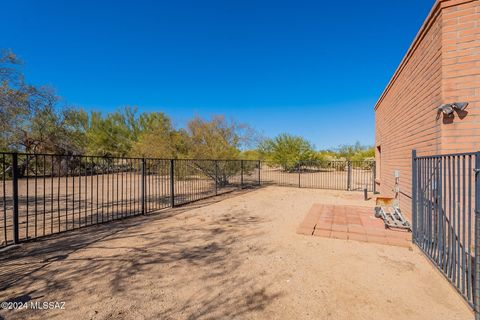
top-left (374, 0), bottom-right (480, 218)
top-left (441, 0), bottom-right (480, 153)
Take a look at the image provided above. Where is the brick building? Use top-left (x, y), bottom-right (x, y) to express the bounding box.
top-left (374, 0), bottom-right (480, 217)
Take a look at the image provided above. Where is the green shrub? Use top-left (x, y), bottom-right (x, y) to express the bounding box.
top-left (259, 134), bottom-right (316, 172)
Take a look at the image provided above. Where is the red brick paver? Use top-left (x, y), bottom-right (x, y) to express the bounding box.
top-left (297, 204), bottom-right (411, 248)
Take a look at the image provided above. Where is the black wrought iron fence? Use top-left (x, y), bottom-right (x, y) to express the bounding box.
top-left (0, 152), bottom-right (260, 247)
top-left (260, 160), bottom-right (375, 192)
top-left (1, 153), bottom-right (374, 248)
top-left (412, 150), bottom-right (480, 312)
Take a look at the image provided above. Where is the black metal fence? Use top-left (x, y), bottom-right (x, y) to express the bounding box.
top-left (171, 159), bottom-right (260, 206)
top-left (260, 160), bottom-right (375, 192)
top-left (412, 150), bottom-right (479, 312)
top-left (0, 153), bottom-right (375, 248)
top-left (0, 153), bottom-right (261, 247)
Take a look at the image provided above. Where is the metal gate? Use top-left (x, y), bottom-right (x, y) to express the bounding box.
top-left (412, 150), bottom-right (480, 312)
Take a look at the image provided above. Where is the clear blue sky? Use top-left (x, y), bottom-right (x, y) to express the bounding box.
top-left (1, 0), bottom-right (434, 149)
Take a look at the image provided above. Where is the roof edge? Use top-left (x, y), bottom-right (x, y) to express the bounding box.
top-left (373, 0), bottom-right (474, 111)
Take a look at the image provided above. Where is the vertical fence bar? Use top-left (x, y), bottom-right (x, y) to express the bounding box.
top-left (347, 161), bottom-right (352, 191)
top-left (215, 160), bottom-right (218, 195)
top-left (462, 155), bottom-right (466, 295)
top-left (418, 158), bottom-right (423, 248)
top-left (2, 154), bottom-right (7, 245)
top-left (12, 153), bottom-right (19, 244)
top-left (170, 159), bottom-right (175, 208)
top-left (443, 156), bottom-right (448, 273)
top-left (373, 161), bottom-right (377, 194)
top-left (474, 152), bottom-right (480, 319)
top-left (141, 158), bottom-right (146, 215)
top-left (468, 155), bottom-right (473, 300)
top-left (34, 155), bottom-right (38, 236)
top-left (438, 156), bottom-right (443, 265)
top-left (258, 161), bottom-right (261, 186)
top-left (298, 162), bottom-right (301, 188)
top-left (25, 155), bottom-right (29, 238)
top-left (241, 160), bottom-right (244, 188)
top-left (412, 150), bottom-right (417, 243)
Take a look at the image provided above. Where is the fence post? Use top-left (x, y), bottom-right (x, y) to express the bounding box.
top-left (258, 161), bottom-right (261, 186)
top-left (241, 160), bottom-right (244, 188)
top-left (298, 162), bottom-right (301, 188)
top-left (12, 153), bottom-right (19, 244)
top-left (373, 161), bottom-right (377, 194)
top-left (215, 160), bottom-right (218, 195)
top-left (347, 161), bottom-right (352, 191)
top-left (170, 159), bottom-right (175, 208)
top-left (141, 158), bottom-right (146, 215)
top-left (412, 150), bottom-right (417, 243)
top-left (474, 152), bottom-right (480, 320)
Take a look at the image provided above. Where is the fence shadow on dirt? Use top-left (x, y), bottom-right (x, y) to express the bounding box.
top-left (0, 185), bottom-right (283, 319)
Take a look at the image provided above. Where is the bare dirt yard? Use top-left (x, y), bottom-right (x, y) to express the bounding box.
top-left (0, 186), bottom-right (473, 320)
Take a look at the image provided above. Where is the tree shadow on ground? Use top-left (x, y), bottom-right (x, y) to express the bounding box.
top-left (0, 187), bottom-right (283, 319)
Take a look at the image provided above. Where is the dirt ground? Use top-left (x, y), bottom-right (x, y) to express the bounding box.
top-left (0, 186), bottom-right (473, 320)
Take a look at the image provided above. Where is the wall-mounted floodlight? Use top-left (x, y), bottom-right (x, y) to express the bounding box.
top-left (437, 104), bottom-right (454, 117)
top-left (452, 102), bottom-right (468, 111)
top-left (436, 102), bottom-right (468, 119)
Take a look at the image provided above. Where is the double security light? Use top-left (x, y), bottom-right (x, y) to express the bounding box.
top-left (437, 102), bottom-right (468, 118)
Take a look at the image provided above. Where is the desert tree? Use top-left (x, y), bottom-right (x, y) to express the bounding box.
top-left (130, 112), bottom-right (177, 158)
top-left (259, 133), bottom-right (316, 172)
top-left (184, 116), bottom-right (257, 186)
top-left (0, 49), bottom-right (32, 151)
top-left (85, 108), bottom-right (136, 157)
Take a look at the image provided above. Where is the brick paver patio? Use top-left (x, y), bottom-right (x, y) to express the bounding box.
top-left (297, 204), bottom-right (411, 248)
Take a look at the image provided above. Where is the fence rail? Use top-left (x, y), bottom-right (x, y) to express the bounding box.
top-left (0, 153), bottom-right (260, 247)
top-left (412, 150), bottom-right (479, 312)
